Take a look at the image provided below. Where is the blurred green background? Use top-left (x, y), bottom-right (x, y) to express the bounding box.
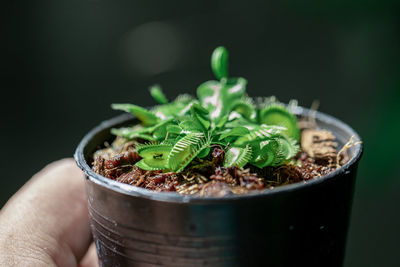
top-left (2, 1), bottom-right (399, 266)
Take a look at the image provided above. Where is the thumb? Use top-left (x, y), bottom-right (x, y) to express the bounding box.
top-left (0, 158), bottom-right (95, 267)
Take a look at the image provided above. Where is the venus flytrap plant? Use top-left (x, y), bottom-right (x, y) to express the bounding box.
top-left (167, 132), bottom-right (211, 172)
top-left (111, 46), bottom-right (301, 172)
top-left (224, 145), bottom-right (253, 168)
top-left (259, 103), bottom-right (300, 141)
top-left (136, 142), bottom-right (173, 170)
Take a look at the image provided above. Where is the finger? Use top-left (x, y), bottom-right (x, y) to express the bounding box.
top-left (79, 243), bottom-right (98, 267)
top-left (0, 158), bottom-right (91, 267)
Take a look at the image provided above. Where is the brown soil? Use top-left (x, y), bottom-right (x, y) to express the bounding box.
top-left (91, 130), bottom-right (348, 197)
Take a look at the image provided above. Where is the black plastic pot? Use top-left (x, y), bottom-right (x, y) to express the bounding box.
top-left (74, 107), bottom-right (362, 267)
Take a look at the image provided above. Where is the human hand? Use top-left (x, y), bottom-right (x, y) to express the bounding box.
top-left (0, 159), bottom-right (98, 267)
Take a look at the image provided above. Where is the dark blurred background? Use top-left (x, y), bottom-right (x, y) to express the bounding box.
top-left (2, 1), bottom-right (399, 266)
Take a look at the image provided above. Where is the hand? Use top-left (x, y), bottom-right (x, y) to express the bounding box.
top-left (0, 159), bottom-right (98, 267)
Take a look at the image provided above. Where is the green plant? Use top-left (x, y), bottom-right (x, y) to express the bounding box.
top-left (111, 46), bottom-right (300, 172)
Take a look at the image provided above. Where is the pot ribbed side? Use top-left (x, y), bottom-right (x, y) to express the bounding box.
top-left (86, 179), bottom-right (240, 267)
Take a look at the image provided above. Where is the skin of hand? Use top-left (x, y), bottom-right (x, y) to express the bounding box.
top-left (0, 158), bottom-right (98, 267)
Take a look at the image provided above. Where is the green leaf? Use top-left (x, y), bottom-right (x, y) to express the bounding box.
top-left (234, 124), bottom-right (286, 146)
top-left (210, 140), bottom-right (229, 148)
top-left (144, 118), bottom-right (173, 133)
top-left (166, 124), bottom-right (182, 135)
top-left (276, 136), bottom-right (299, 161)
top-left (215, 115), bottom-right (229, 129)
top-left (259, 104), bottom-right (300, 141)
top-left (190, 103), bottom-right (210, 131)
top-left (250, 136), bottom-right (299, 168)
top-left (111, 119), bottom-right (173, 142)
top-left (112, 103), bottom-right (159, 126)
top-left (250, 139), bottom-right (280, 168)
top-left (136, 143), bottom-right (173, 169)
top-left (231, 98), bottom-right (257, 121)
top-left (179, 119), bottom-right (204, 133)
top-left (146, 119), bottom-right (174, 140)
top-left (223, 145), bottom-right (252, 168)
top-left (110, 128), bottom-right (156, 141)
top-left (167, 133), bottom-right (211, 172)
top-left (219, 127), bottom-right (250, 141)
top-left (197, 77), bottom-right (247, 121)
top-left (153, 126), bottom-right (167, 140)
top-left (224, 114), bottom-right (258, 130)
top-left (152, 95), bottom-right (194, 119)
top-left (197, 147), bottom-right (211, 158)
top-left (149, 85), bottom-right (168, 104)
top-left (211, 46), bottom-right (229, 80)
top-left (135, 159), bottom-right (163, 171)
